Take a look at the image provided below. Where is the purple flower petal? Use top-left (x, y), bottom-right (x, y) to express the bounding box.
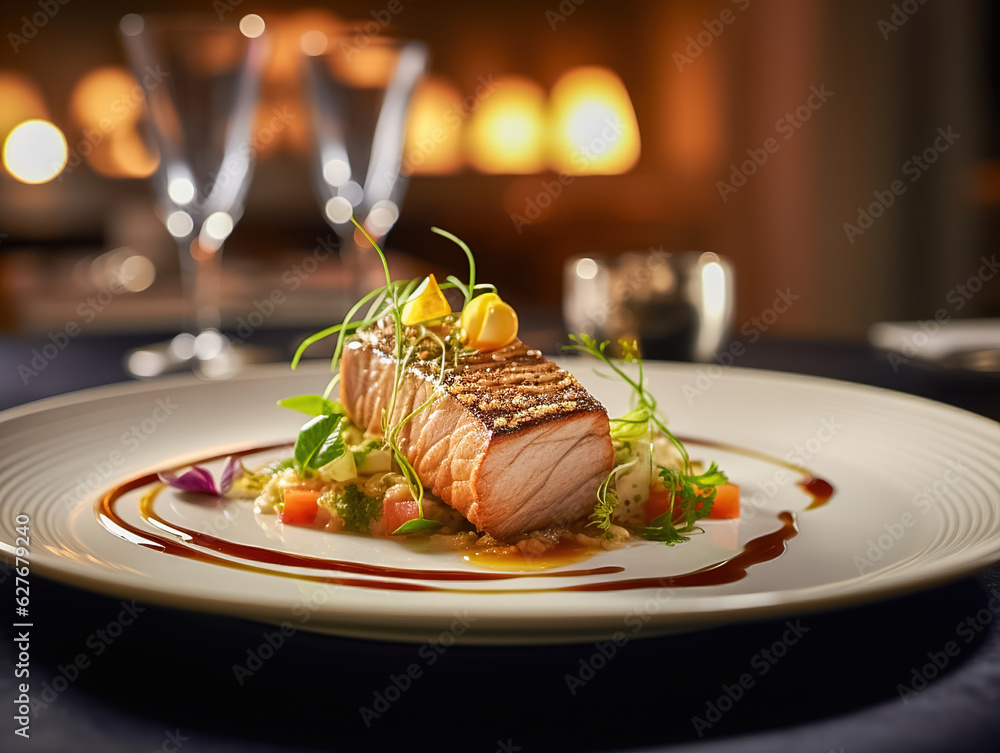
top-left (158, 465), bottom-right (220, 495)
top-left (219, 456), bottom-right (243, 494)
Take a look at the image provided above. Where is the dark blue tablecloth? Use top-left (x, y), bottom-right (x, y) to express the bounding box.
top-left (1, 331), bottom-right (999, 753)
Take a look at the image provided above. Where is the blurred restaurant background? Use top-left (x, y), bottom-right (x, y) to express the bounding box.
top-left (0, 0), bottom-right (996, 356)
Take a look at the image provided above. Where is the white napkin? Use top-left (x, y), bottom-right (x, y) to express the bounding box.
top-left (868, 318), bottom-right (1000, 361)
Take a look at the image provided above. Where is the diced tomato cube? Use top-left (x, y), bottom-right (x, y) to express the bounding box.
top-left (709, 484), bottom-right (740, 519)
top-left (384, 497), bottom-right (420, 535)
top-left (644, 483), bottom-right (740, 524)
top-left (280, 489), bottom-right (321, 526)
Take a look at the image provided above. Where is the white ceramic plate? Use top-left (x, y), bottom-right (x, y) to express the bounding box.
top-left (1, 362), bottom-right (999, 644)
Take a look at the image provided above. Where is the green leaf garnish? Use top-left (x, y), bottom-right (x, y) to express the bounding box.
top-left (278, 395), bottom-right (344, 417)
top-left (685, 461), bottom-right (728, 488)
top-left (391, 517), bottom-right (443, 535)
top-left (293, 413), bottom-right (347, 475)
top-left (609, 406), bottom-right (654, 442)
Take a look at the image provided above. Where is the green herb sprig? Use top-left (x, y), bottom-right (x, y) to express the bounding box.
top-left (564, 334), bottom-right (728, 545)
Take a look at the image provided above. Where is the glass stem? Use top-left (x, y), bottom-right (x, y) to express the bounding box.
top-left (179, 236), bottom-right (223, 334)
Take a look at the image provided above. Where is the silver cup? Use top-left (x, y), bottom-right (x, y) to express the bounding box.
top-left (563, 249), bottom-right (735, 362)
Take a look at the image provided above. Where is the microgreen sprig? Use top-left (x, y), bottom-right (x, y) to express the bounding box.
top-left (588, 454), bottom-right (638, 535)
top-left (431, 226), bottom-right (475, 308)
top-left (564, 334), bottom-right (727, 545)
top-left (565, 334), bottom-right (691, 471)
top-left (348, 219), bottom-right (442, 534)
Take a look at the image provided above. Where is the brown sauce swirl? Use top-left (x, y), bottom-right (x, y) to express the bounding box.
top-left (95, 440), bottom-right (834, 593)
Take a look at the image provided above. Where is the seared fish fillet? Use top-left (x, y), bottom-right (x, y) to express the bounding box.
top-left (340, 325), bottom-right (614, 540)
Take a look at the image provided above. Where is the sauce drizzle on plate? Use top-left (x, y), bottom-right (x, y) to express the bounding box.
top-left (95, 440), bottom-right (834, 593)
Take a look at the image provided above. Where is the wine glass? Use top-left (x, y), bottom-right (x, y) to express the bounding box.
top-left (119, 12), bottom-right (268, 378)
top-left (301, 32), bottom-right (428, 303)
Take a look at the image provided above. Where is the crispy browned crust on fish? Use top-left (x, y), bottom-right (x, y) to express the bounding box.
top-left (340, 324), bottom-right (614, 540)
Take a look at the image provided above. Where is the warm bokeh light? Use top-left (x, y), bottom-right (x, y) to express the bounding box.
top-left (325, 196), bottom-right (353, 224)
top-left (549, 66), bottom-right (640, 175)
top-left (199, 211), bottom-right (235, 253)
top-left (402, 76), bottom-right (463, 175)
top-left (189, 237), bottom-right (219, 262)
top-left (323, 158), bottom-right (351, 186)
top-left (267, 9), bottom-right (342, 82)
top-left (3, 119), bottom-right (67, 184)
top-left (123, 256), bottom-right (156, 292)
top-left (99, 129), bottom-right (159, 178)
top-left (0, 72), bottom-right (49, 144)
top-left (69, 67), bottom-right (143, 128)
top-left (467, 76), bottom-right (545, 174)
top-left (119, 13), bottom-right (144, 37)
top-left (203, 211), bottom-right (234, 242)
top-left (168, 177), bottom-right (195, 205)
top-left (327, 41), bottom-right (399, 88)
top-left (365, 199), bottom-right (399, 236)
top-left (166, 210), bottom-right (194, 238)
top-left (239, 14), bottom-right (266, 39)
top-left (260, 11), bottom-right (343, 155)
top-left (575, 257), bottom-right (600, 280)
top-left (300, 30), bottom-right (328, 56)
top-left (89, 248), bottom-right (157, 293)
top-left (68, 66), bottom-right (160, 178)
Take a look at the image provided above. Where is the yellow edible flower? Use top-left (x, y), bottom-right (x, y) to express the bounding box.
top-left (400, 274), bottom-right (451, 325)
top-left (460, 293), bottom-right (519, 350)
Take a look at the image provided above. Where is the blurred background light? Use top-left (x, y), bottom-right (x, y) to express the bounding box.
top-left (119, 254), bottom-right (156, 292)
top-left (118, 13), bottom-right (144, 37)
top-left (365, 198), bottom-right (399, 236)
top-left (548, 66), bottom-right (640, 175)
top-left (322, 158), bottom-right (351, 186)
top-left (466, 76), bottom-right (546, 174)
top-left (203, 211), bottom-right (234, 243)
top-left (167, 177), bottom-right (195, 205)
top-left (327, 41), bottom-right (399, 88)
top-left (325, 196), bottom-right (352, 224)
top-left (0, 72), bottom-right (50, 144)
top-left (300, 30), bottom-right (328, 56)
top-left (239, 14), bottom-right (266, 39)
top-left (166, 210), bottom-right (194, 238)
top-left (402, 76), bottom-right (464, 175)
top-left (575, 257), bottom-right (599, 281)
top-left (67, 66), bottom-right (158, 178)
top-left (69, 67), bottom-right (141, 129)
top-left (3, 119), bottom-right (67, 184)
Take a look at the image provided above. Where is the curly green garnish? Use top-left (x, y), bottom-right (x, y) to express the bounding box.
top-left (564, 334), bottom-right (728, 545)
